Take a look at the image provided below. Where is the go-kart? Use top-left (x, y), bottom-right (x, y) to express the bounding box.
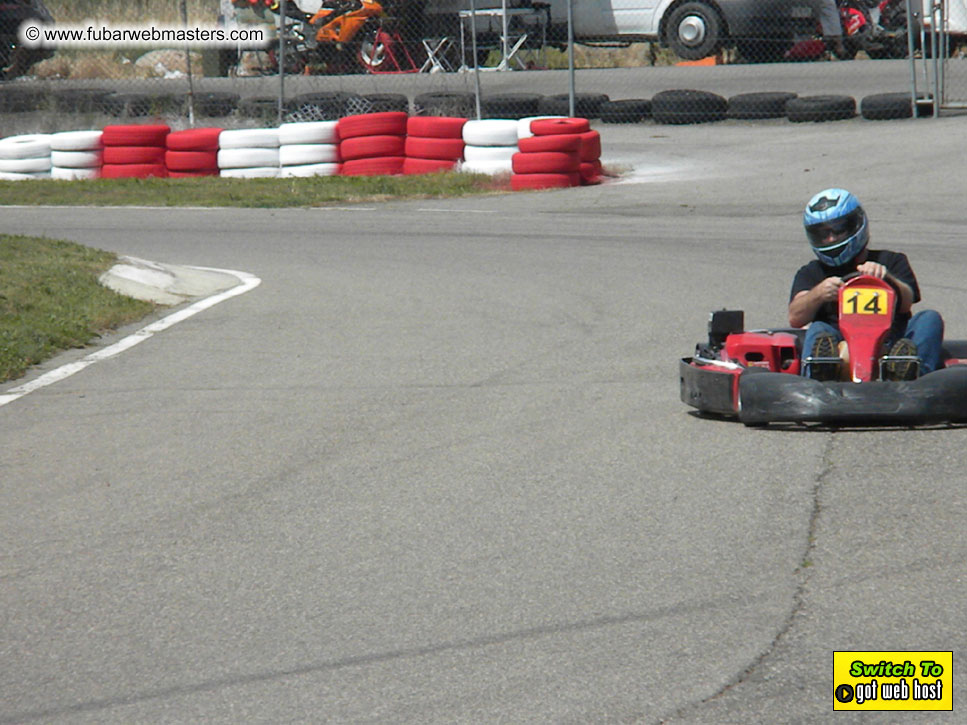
top-left (680, 273), bottom-right (967, 426)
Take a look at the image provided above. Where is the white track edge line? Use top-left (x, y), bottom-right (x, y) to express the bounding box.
top-left (0, 267), bottom-right (261, 408)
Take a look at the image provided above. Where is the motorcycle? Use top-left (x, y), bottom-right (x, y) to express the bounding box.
top-left (785, 0), bottom-right (910, 61)
top-left (232, 0), bottom-right (384, 74)
top-left (838, 0), bottom-right (910, 59)
top-left (0, 0), bottom-right (54, 80)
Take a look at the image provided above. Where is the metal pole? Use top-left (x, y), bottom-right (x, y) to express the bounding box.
top-left (906, 0), bottom-right (918, 114)
top-left (471, 0), bottom-right (481, 119)
top-left (278, 0), bottom-right (286, 126)
top-left (566, 0), bottom-right (575, 116)
top-left (931, 0), bottom-right (941, 117)
top-left (180, 0), bottom-right (195, 126)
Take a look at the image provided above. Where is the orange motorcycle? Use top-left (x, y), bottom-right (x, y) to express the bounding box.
top-left (233, 0), bottom-right (385, 73)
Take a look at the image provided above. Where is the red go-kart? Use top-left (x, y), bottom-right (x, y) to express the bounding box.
top-left (680, 274), bottom-right (967, 425)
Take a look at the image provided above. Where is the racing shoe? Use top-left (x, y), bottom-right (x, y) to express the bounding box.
top-left (807, 333), bottom-right (840, 381)
top-left (882, 338), bottom-right (919, 381)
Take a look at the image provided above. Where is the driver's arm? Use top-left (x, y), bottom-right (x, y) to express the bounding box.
top-left (789, 277), bottom-right (842, 327)
top-left (856, 261), bottom-right (914, 315)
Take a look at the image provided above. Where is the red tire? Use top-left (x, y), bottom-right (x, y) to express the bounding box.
top-left (167, 169), bottom-right (219, 178)
top-left (103, 146), bottom-right (167, 165)
top-left (517, 134), bottom-right (581, 153)
top-left (165, 150), bottom-right (219, 172)
top-left (336, 112), bottom-right (408, 140)
top-left (402, 157), bottom-right (457, 175)
top-left (511, 151), bottom-right (580, 175)
top-left (405, 116), bottom-right (466, 139)
top-left (166, 127), bottom-right (223, 151)
top-left (339, 156), bottom-right (405, 176)
top-left (529, 117), bottom-right (591, 136)
top-left (579, 160), bottom-right (603, 185)
top-left (578, 130), bottom-right (601, 162)
top-left (404, 136), bottom-right (465, 160)
top-left (100, 163), bottom-right (168, 179)
top-left (510, 172), bottom-right (580, 190)
top-left (101, 124), bottom-right (171, 147)
top-left (339, 134), bottom-right (405, 161)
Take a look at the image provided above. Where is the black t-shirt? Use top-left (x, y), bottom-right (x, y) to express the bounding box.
top-left (789, 249), bottom-right (921, 327)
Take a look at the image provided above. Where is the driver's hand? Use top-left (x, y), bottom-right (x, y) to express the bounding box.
top-left (817, 276), bottom-right (842, 302)
top-left (856, 261), bottom-right (887, 279)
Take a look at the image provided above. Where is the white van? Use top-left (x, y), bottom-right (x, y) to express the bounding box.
top-left (424, 0), bottom-right (818, 61)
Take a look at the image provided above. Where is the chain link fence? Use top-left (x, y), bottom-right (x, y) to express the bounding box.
top-left (1, 0), bottom-right (958, 133)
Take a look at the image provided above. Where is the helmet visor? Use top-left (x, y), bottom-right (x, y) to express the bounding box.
top-left (805, 208), bottom-right (864, 251)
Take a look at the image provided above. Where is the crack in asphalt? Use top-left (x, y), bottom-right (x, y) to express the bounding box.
top-left (656, 433), bottom-right (835, 724)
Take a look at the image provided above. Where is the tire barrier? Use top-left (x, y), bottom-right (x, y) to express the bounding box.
top-left (279, 120), bottom-right (340, 177)
top-left (413, 92), bottom-right (476, 119)
top-left (217, 127), bottom-right (279, 179)
top-left (460, 119), bottom-right (519, 175)
top-left (0, 113), bottom-right (613, 191)
top-left (652, 89), bottom-right (728, 124)
top-left (786, 95), bottom-right (856, 123)
top-left (100, 124), bottom-right (170, 178)
top-left (50, 129), bottom-right (102, 180)
top-left (336, 112), bottom-right (407, 176)
top-left (511, 119), bottom-right (602, 190)
top-left (860, 92), bottom-right (914, 120)
top-left (599, 99), bottom-right (652, 124)
top-left (0, 134), bottom-right (52, 179)
top-left (481, 93), bottom-right (543, 120)
top-left (537, 93), bottom-right (610, 119)
top-left (727, 92), bottom-right (798, 120)
top-left (166, 127), bottom-right (222, 177)
top-left (403, 115), bottom-right (465, 175)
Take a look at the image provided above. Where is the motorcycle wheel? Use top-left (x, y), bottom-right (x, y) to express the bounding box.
top-left (834, 39), bottom-right (859, 60)
top-left (357, 27), bottom-right (388, 73)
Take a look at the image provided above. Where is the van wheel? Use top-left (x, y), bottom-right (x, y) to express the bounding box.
top-left (665, 2), bottom-right (723, 61)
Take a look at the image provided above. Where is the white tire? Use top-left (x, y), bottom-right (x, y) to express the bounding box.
top-left (219, 166), bottom-right (280, 178)
top-left (51, 150), bottom-right (102, 169)
top-left (278, 121), bottom-right (338, 145)
top-left (517, 115), bottom-right (566, 139)
top-left (0, 170), bottom-right (50, 180)
top-left (50, 130), bottom-right (103, 152)
top-left (458, 158), bottom-right (513, 175)
top-left (462, 144), bottom-right (517, 164)
top-left (0, 156), bottom-right (52, 173)
top-left (461, 119), bottom-right (520, 147)
top-left (218, 128), bottom-right (280, 149)
top-left (217, 147), bottom-right (280, 169)
top-left (0, 134), bottom-right (52, 160)
top-left (52, 166), bottom-right (99, 180)
top-left (279, 162), bottom-right (340, 177)
top-left (279, 143), bottom-right (339, 166)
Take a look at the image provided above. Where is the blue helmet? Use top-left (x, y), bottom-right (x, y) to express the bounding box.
top-left (803, 188), bottom-right (869, 267)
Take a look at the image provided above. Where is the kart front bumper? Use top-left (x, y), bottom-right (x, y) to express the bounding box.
top-left (738, 366), bottom-right (967, 425)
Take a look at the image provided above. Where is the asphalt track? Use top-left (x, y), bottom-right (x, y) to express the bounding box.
top-left (2, 113), bottom-right (966, 723)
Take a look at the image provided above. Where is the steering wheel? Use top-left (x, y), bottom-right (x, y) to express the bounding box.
top-left (841, 270), bottom-right (905, 309)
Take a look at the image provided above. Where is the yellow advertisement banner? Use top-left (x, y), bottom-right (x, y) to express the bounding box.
top-left (833, 651), bottom-right (952, 711)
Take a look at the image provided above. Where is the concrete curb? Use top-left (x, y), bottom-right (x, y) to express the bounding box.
top-left (99, 256), bottom-right (243, 305)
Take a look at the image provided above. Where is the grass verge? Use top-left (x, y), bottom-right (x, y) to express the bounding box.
top-left (0, 234), bottom-right (155, 383)
top-left (0, 173), bottom-right (505, 208)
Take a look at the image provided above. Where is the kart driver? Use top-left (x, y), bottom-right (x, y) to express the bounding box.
top-left (789, 188), bottom-right (944, 381)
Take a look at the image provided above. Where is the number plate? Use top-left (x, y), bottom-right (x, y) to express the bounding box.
top-left (841, 287), bottom-right (888, 316)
